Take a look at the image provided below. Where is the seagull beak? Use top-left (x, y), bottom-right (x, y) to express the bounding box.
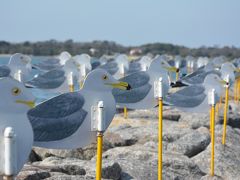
top-left (234, 68), bottom-right (240, 73)
top-left (15, 100), bottom-right (35, 108)
top-left (219, 79), bottom-right (228, 85)
top-left (106, 81), bottom-right (131, 90)
top-left (165, 66), bottom-right (179, 72)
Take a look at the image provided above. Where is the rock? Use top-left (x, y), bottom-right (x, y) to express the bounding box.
top-left (28, 150), bottom-right (42, 163)
top-left (102, 162), bottom-right (122, 180)
top-left (200, 175), bottom-right (224, 180)
top-left (100, 143), bottom-right (205, 179)
top-left (218, 114), bottom-right (240, 129)
top-left (104, 132), bottom-right (137, 147)
top-left (33, 141), bottom-right (112, 160)
top-left (17, 165), bottom-right (51, 180)
top-left (45, 175), bottom-right (95, 180)
top-left (163, 153), bottom-right (206, 179)
top-left (179, 112), bottom-right (211, 129)
top-left (51, 165), bottom-right (86, 175)
top-left (166, 127), bottom-right (210, 157)
top-left (163, 113), bottom-right (181, 121)
top-left (193, 125), bottom-right (240, 179)
top-left (122, 107), bottom-right (181, 121)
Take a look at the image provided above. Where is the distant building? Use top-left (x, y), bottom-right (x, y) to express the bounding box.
top-left (129, 48), bottom-right (142, 56)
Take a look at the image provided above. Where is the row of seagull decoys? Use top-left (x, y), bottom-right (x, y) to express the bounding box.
top-left (0, 51), bottom-right (240, 176)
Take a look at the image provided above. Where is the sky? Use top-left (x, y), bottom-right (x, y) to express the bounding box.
top-left (1, 0), bottom-right (240, 48)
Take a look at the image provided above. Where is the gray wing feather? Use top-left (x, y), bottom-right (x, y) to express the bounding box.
top-left (0, 65), bottom-right (10, 77)
top-left (182, 70), bottom-right (220, 85)
top-left (173, 85), bottom-right (205, 96)
top-left (27, 92), bottom-right (87, 141)
top-left (112, 71), bottom-right (152, 103)
top-left (25, 69), bottom-right (66, 89)
top-left (165, 93), bottom-right (206, 107)
top-left (99, 62), bottom-right (118, 75)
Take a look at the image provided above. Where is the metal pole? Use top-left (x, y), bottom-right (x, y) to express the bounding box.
top-left (155, 77), bottom-right (163, 180)
top-left (208, 89), bottom-right (216, 176)
top-left (96, 101), bottom-right (104, 180)
top-left (96, 132), bottom-right (103, 180)
top-left (222, 81), bottom-right (229, 145)
top-left (158, 97), bottom-right (163, 180)
top-left (210, 105), bottom-right (215, 176)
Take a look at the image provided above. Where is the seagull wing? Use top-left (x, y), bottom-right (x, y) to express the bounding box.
top-left (27, 92), bottom-right (87, 141)
top-left (112, 71), bottom-right (152, 103)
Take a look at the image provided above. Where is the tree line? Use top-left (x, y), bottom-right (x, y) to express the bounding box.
top-left (0, 39), bottom-right (240, 58)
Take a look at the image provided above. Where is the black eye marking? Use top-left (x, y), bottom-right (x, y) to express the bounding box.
top-left (12, 87), bottom-right (21, 96)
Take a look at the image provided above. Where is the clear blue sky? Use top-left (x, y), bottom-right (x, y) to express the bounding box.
top-left (1, 0), bottom-right (240, 48)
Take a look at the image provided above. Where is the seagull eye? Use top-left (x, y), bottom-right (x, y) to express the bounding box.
top-left (102, 75), bottom-right (108, 80)
top-left (12, 87), bottom-right (21, 96)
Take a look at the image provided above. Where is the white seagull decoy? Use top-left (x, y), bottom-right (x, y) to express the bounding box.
top-left (32, 51), bottom-right (72, 72)
top-left (7, 53), bottom-right (32, 82)
top-left (112, 57), bottom-right (178, 109)
top-left (165, 74), bottom-right (225, 113)
top-left (0, 77), bottom-right (35, 175)
top-left (27, 69), bottom-right (131, 149)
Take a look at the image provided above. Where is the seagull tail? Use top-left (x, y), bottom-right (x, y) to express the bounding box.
top-left (170, 81), bottom-right (188, 88)
top-left (24, 82), bottom-right (36, 88)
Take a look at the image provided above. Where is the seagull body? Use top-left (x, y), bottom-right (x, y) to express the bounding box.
top-left (32, 51), bottom-right (72, 72)
top-left (0, 77), bottom-right (35, 175)
top-left (27, 69), bottom-right (130, 149)
top-left (26, 60), bottom-right (79, 94)
top-left (178, 62), bottom-right (218, 86)
top-left (32, 58), bottom-right (63, 72)
top-left (112, 57), bottom-right (177, 109)
top-left (0, 65), bottom-right (11, 78)
top-left (165, 74), bottom-right (224, 113)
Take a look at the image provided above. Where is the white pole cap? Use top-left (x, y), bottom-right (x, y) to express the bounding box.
top-left (97, 101), bottom-right (105, 132)
top-left (67, 72), bottom-right (74, 85)
top-left (120, 63), bottom-right (125, 75)
top-left (154, 77), bottom-right (163, 98)
top-left (4, 127), bottom-right (16, 176)
top-left (208, 89), bottom-right (216, 105)
top-left (81, 64), bottom-right (86, 77)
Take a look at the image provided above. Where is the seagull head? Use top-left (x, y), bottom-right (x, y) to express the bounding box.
top-left (82, 69), bottom-right (131, 91)
top-left (203, 74), bottom-right (224, 96)
top-left (149, 57), bottom-right (178, 73)
top-left (59, 51), bottom-right (72, 65)
top-left (220, 62), bottom-right (237, 85)
top-left (8, 53), bottom-right (31, 66)
top-left (0, 77), bottom-right (35, 113)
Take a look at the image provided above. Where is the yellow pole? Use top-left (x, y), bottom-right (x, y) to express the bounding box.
top-left (219, 96), bottom-right (222, 108)
top-left (209, 108), bottom-right (212, 133)
top-left (124, 107), bottom-right (128, 119)
top-left (210, 105), bottom-right (215, 176)
top-left (158, 98), bottom-right (163, 180)
top-left (222, 86), bottom-right (229, 145)
top-left (79, 81), bottom-right (83, 89)
top-left (176, 71), bottom-right (179, 81)
top-left (215, 103), bottom-right (219, 120)
top-left (96, 132), bottom-right (103, 180)
top-left (3, 176), bottom-right (14, 180)
top-left (237, 80), bottom-right (240, 104)
top-left (69, 85), bottom-right (74, 92)
top-left (234, 80), bottom-right (237, 102)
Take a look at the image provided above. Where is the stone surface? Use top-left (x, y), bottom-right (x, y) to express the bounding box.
top-left (16, 106), bottom-right (240, 179)
top-left (166, 127), bottom-right (210, 157)
top-left (193, 125), bottom-right (240, 179)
